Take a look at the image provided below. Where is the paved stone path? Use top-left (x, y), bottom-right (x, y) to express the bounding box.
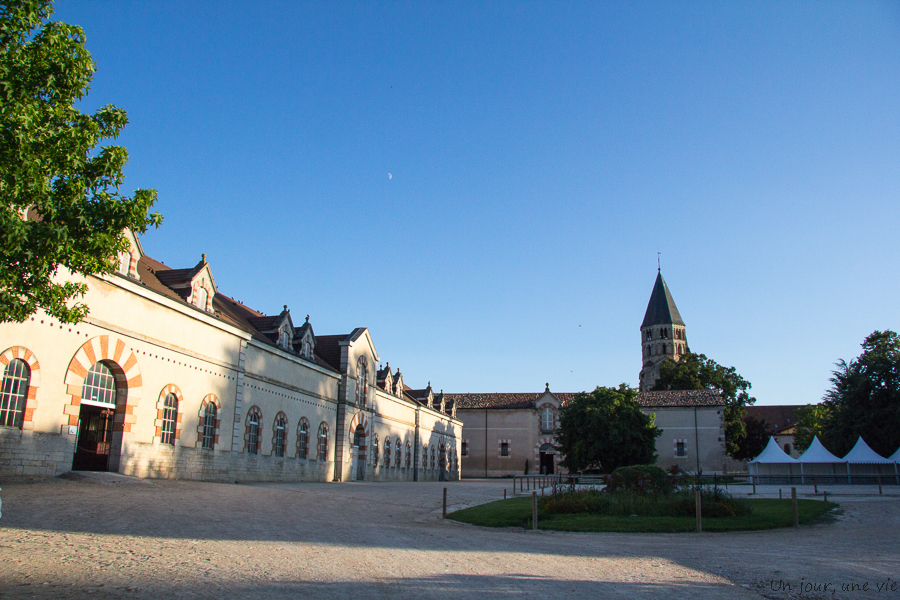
top-left (0, 476), bottom-right (897, 599)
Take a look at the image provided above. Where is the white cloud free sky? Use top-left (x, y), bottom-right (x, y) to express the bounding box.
top-left (54, 1), bottom-right (900, 404)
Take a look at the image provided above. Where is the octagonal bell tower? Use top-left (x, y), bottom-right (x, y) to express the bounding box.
top-left (639, 269), bottom-right (688, 391)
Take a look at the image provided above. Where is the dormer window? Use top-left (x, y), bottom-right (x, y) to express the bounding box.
top-left (194, 286), bottom-right (209, 311)
top-left (278, 326), bottom-right (293, 351)
top-left (118, 251), bottom-right (131, 276)
top-left (301, 339), bottom-right (311, 358)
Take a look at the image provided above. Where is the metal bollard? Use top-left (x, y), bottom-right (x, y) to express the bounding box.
top-left (779, 489), bottom-right (782, 500)
top-left (504, 488), bottom-right (507, 500)
top-left (532, 491), bottom-right (538, 531)
top-left (442, 487), bottom-right (447, 519)
top-left (791, 487), bottom-right (798, 528)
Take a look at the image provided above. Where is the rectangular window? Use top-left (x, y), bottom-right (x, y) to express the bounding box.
top-left (461, 441), bottom-right (468, 457)
top-left (676, 441), bottom-right (686, 457)
top-left (500, 442), bottom-right (509, 457)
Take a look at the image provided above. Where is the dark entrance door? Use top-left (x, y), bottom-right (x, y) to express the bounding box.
top-left (72, 405), bottom-right (115, 471)
top-left (539, 452), bottom-right (554, 475)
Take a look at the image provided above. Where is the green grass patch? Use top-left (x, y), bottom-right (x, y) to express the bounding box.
top-left (448, 497), bottom-right (838, 533)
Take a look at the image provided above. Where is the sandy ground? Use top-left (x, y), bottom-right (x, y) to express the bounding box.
top-left (0, 475), bottom-right (897, 599)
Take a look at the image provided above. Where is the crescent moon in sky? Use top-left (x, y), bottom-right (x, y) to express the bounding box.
top-left (388, 173), bottom-right (392, 179)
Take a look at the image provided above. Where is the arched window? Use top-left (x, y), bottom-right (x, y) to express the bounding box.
top-left (384, 437), bottom-right (391, 467)
top-left (317, 423), bottom-right (328, 461)
top-left (0, 358), bottom-right (30, 428)
top-left (395, 439), bottom-right (402, 468)
top-left (357, 357), bottom-right (368, 407)
top-left (160, 393), bottom-right (178, 445)
top-left (297, 419), bottom-right (309, 459)
top-left (422, 445), bottom-right (427, 469)
top-left (372, 434), bottom-right (379, 465)
top-left (82, 362), bottom-right (117, 407)
top-left (431, 446), bottom-right (436, 469)
top-left (274, 415), bottom-right (286, 457)
top-left (202, 403), bottom-right (217, 449)
top-left (247, 411), bottom-right (260, 454)
top-left (541, 407), bottom-right (554, 432)
top-left (405, 441), bottom-right (411, 468)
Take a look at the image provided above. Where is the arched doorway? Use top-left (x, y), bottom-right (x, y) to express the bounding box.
top-left (72, 361), bottom-right (122, 471)
top-left (351, 424), bottom-right (366, 481)
top-left (539, 442), bottom-right (556, 475)
top-left (438, 442), bottom-right (448, 482)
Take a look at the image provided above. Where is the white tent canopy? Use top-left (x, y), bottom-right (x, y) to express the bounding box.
top-left (750, 437), bottom-right (798, 464)
top-left (842, 437), bottom-right (893, 463)
top-left (890, 447), bottom-right (900, 463)
top-left (798, 436), bottom-right (844, 463)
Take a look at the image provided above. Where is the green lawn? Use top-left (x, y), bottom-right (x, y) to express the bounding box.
top-left (447, 496), bottom-right (839, 533)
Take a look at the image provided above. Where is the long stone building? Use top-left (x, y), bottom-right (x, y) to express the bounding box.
top-left (0, 230), bottom-right (461, 482)
top-left (450, 270), bottom-right (727, 477)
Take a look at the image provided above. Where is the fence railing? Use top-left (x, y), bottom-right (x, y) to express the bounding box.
top-left (510, 472), bottom-right (900, 495)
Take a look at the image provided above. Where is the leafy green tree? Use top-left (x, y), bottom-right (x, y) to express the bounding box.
top-left (820, 330), bottom-right (900, 457)
top-left (556, 384), bottom-right (661, 473)
top-left (651, 351), bottom-right (756, 458)
top-left (0, 0), bottom-right (160, 324)
top-left (731, 415), bottom-right (770, 461)
top-left (792, 403), bottom-right (831, 454)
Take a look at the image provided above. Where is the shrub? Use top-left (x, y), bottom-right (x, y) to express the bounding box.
top-left (604, 465), bottom-right (672, 495)
top-left (544, 488), bottom-right (752, 518)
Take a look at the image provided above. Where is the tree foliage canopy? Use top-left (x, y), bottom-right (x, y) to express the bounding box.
top-left (651, 351), bottom-right (756, 457)
top-left (555, 384), bottom-right (661, 473)
top-left (730, 415), bottom-right (770, 461)
top-left (0, 0), bottom-right (160, 324)
top-left (820, 330), bottom-right (900, 457)
top-left (792, 403), bottom-right (830, 454)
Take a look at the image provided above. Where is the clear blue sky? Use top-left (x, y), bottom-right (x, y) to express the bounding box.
top-left (53, 1), bottom-right (900, 404)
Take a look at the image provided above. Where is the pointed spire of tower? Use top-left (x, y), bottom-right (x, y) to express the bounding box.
top-left (641, 270), bottom-right (684, 328)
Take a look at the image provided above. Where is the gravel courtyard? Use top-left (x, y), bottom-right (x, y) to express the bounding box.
top-left (0, 475), bottom-right (897, 599)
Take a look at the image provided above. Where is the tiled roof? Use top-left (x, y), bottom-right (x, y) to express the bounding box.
top-left (636, 390), bottom-right (723, 407)
top-left (313, 335), bottom-right (348, 372)
top-left (745, 405), bottom-right (802, 434)
top-left (449, 389), bottom-right (722, 410)
top-left (135, 255), bottom-right (338, 373)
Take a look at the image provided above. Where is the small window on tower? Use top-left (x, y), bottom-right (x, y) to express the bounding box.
top-left (500, 442), bottom-right (509, 457)
top-left (676, 441), bottom-right (686, 457)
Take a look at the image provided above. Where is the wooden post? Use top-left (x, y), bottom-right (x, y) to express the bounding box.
top-left (504, 488), bottom-right (507, 500)
top-left (814, 477), bottom-right (818, 494)
top-left (791, 487), bottom-right (798, 528)
top-left (695, 489), bottom-right (702, 533)
top-left (779, 489), bottom-right (782, 500)
top-left (824, 491), bottom-right (828, 503)
top-left (442, 487), bottom-right (447, 519)
top-left (532, 491), bottom-right (538, 531)
top-left (752, 480), bottom-right (756, 495)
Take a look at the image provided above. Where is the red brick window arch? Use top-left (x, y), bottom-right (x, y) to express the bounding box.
top-left (317, 422), bottom-right (328, 461)
top-left (297, 418), bottom-right (310, 459)
top-left (1, 358), bottom-right (30, 428)
top-left (245, 406), bottom-right (262, 454)
top-left (156, 385), bottom-right (184, 445)
top-left (0, 347), bottom-right (40, 430)
top-left (197, 394), bottom-right (221, 450)
top-left (272, 412), bottom-right (287, 457)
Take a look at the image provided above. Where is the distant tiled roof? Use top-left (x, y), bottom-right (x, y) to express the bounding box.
top-left (636, 390), bottom-right (722, 407)
top-left (449, 389), bottom-right (722, 410)
top-left (745, 405), bottom-right (802, 434)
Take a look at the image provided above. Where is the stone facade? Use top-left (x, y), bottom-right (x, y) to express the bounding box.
top-left (0, 230), bottom-right (461, 482)
top-left (451, 270), bottom-right (729, 476)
